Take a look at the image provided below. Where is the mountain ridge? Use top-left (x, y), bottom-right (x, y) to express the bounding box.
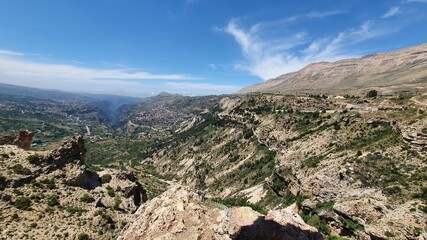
top-left (240, 43), bottom-right (427, 94)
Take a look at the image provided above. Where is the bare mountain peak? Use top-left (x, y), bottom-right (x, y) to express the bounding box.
top-left (240, 43), bottom-right (427, 94)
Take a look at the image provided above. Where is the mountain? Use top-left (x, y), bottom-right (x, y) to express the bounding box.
top-left (240, 43), bottom-right (427, 94)
top-left (1, 89), bottom-right (427, 239)
top-left (0, 83), bottom-right (141, 121)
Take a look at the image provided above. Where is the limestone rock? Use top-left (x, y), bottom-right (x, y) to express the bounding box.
top-left (63, 164), bottom-right (101, 190)
top-left (42, 135), bottom-right (86, 167)
top-left (0, 130), bottom-right (33, 150)
top-left (121, 185), bottom-right (322, 240)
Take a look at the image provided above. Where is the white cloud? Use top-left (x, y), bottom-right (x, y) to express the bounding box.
top-left (223, 18), bottom-right (396, 80)
top-left (0, 56), bottom-right (196, 81)
top-left (0, 52), bottom-right (207, 97)
top-left (382, 7), bottom-right (400, 18)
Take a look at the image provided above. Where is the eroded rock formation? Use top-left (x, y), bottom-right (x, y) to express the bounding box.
top-left (42, 135), bottom-right (86, 166)
top-left (0, 130), bottom-right (33, 150)
top-left (121, 185), bottom-right (322, 240)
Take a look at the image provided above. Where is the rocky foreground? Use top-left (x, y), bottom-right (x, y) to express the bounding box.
top-left (121, 184), bottom-right (322, 240)
top-left (0, 131), bottom-right (322, 240)
top-left (0, 132), bottom-right (147, 239)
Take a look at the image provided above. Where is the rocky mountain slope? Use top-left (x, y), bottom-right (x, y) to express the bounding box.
top-left (135, 92), bottom-right (427, 239)
top-left (240, 43), bottom-right (427, 94)
top-left (1, 85), bottom-right (427, 239)
top-left (0, 132), bottom-right (149, 239)
top-left (0, 131), bottom-right (323, 240)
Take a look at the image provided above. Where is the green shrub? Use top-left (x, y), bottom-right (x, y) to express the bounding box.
top-left (326, 236), bottom-right (349, 240)
top-left (100, 174), bottom-right (112, 184)
top-left (47, 194), bottom-right (59, 206)
top-left (343, 218), bottom-right (364, 231)
top-left (94, 209), bottom-right (113, 223)
top-left (106, 186), bottom-right (115, 197)
top-left (385, 231), bottom-right (395, 237)
top-left (9, 164), bottom-right (31, 175)
top-left (77, 233), bottom-right (90, 240)
top-left (243, 128), bottom-right (254, 139)
top-left (366, 90), bottom-right (378, 98)
top-left (30, 180), bottom-right (43, 189)
top-left (414, 187), bottom-right (427, 201)
top-left (113, 196), bottom-right (122, 210)
top-left (26, 154), bottom-right (40, 164)
top-left (15, 196), bottom-right (32, 210)
top-left (306, 215), bottom-right (330, 234)
top-left (305, 155), bottom-right (324, 168)
top-left (383, 186), bottom-right (401, 195)
top-left (316, 201), bottom-right (335, 212)
top-left (13, 189), bottom-right (23, 196)
top-left (65, 206), bottom-right (87, 217)
top-left (30, 194), bottom-right (42, 202)
top-left (80, 193), bottom-right (95, 203)
top-left (40, 179), bottom-right (56, 189)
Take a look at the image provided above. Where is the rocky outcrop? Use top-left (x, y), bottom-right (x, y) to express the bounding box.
top-left (42, 135), bottom-right (86, 167)
top-left (0, 135), bottom-right (151, 240)
top-left (391, 121), bottom-right (427, 152)
top-left (121, 185), bottom-right (322, 240)
top-left (0, 130), bottom-right (33, 150)
top-left (63, 164), bottom-right (101, 190)
top-left (125, 182), bottom-right (147, 208)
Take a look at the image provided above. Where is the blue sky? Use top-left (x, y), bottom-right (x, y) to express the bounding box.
top-left (0, 0), bottom-right (426, 97)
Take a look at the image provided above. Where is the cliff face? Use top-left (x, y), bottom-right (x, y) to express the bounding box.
top-left (121, 185), bottom-right (322, 240)
top-left (239, 43), bottom-right (427, 94)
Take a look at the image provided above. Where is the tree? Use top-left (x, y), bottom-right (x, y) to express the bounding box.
top-left (366, 90), bottom-right (378, 98)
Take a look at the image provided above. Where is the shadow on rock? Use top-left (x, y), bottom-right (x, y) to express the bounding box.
top-left (234, 216), bottom-right (323, 240)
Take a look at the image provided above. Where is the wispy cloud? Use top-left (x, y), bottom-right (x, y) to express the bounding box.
top-left (0, 55), bottom-right (196, 81)
top-left (382, 7), bottom-right (400, 18)
top-left (223, 16), bottom-right (397, 80)
top-left (0, 51), bottom-right (207, 97)
top-left (306, 10), bottom-right (347, 18)
top-left (0, 49), bottom-right (24, 56)
top-left (184, 0), bottom-right (197, 14)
